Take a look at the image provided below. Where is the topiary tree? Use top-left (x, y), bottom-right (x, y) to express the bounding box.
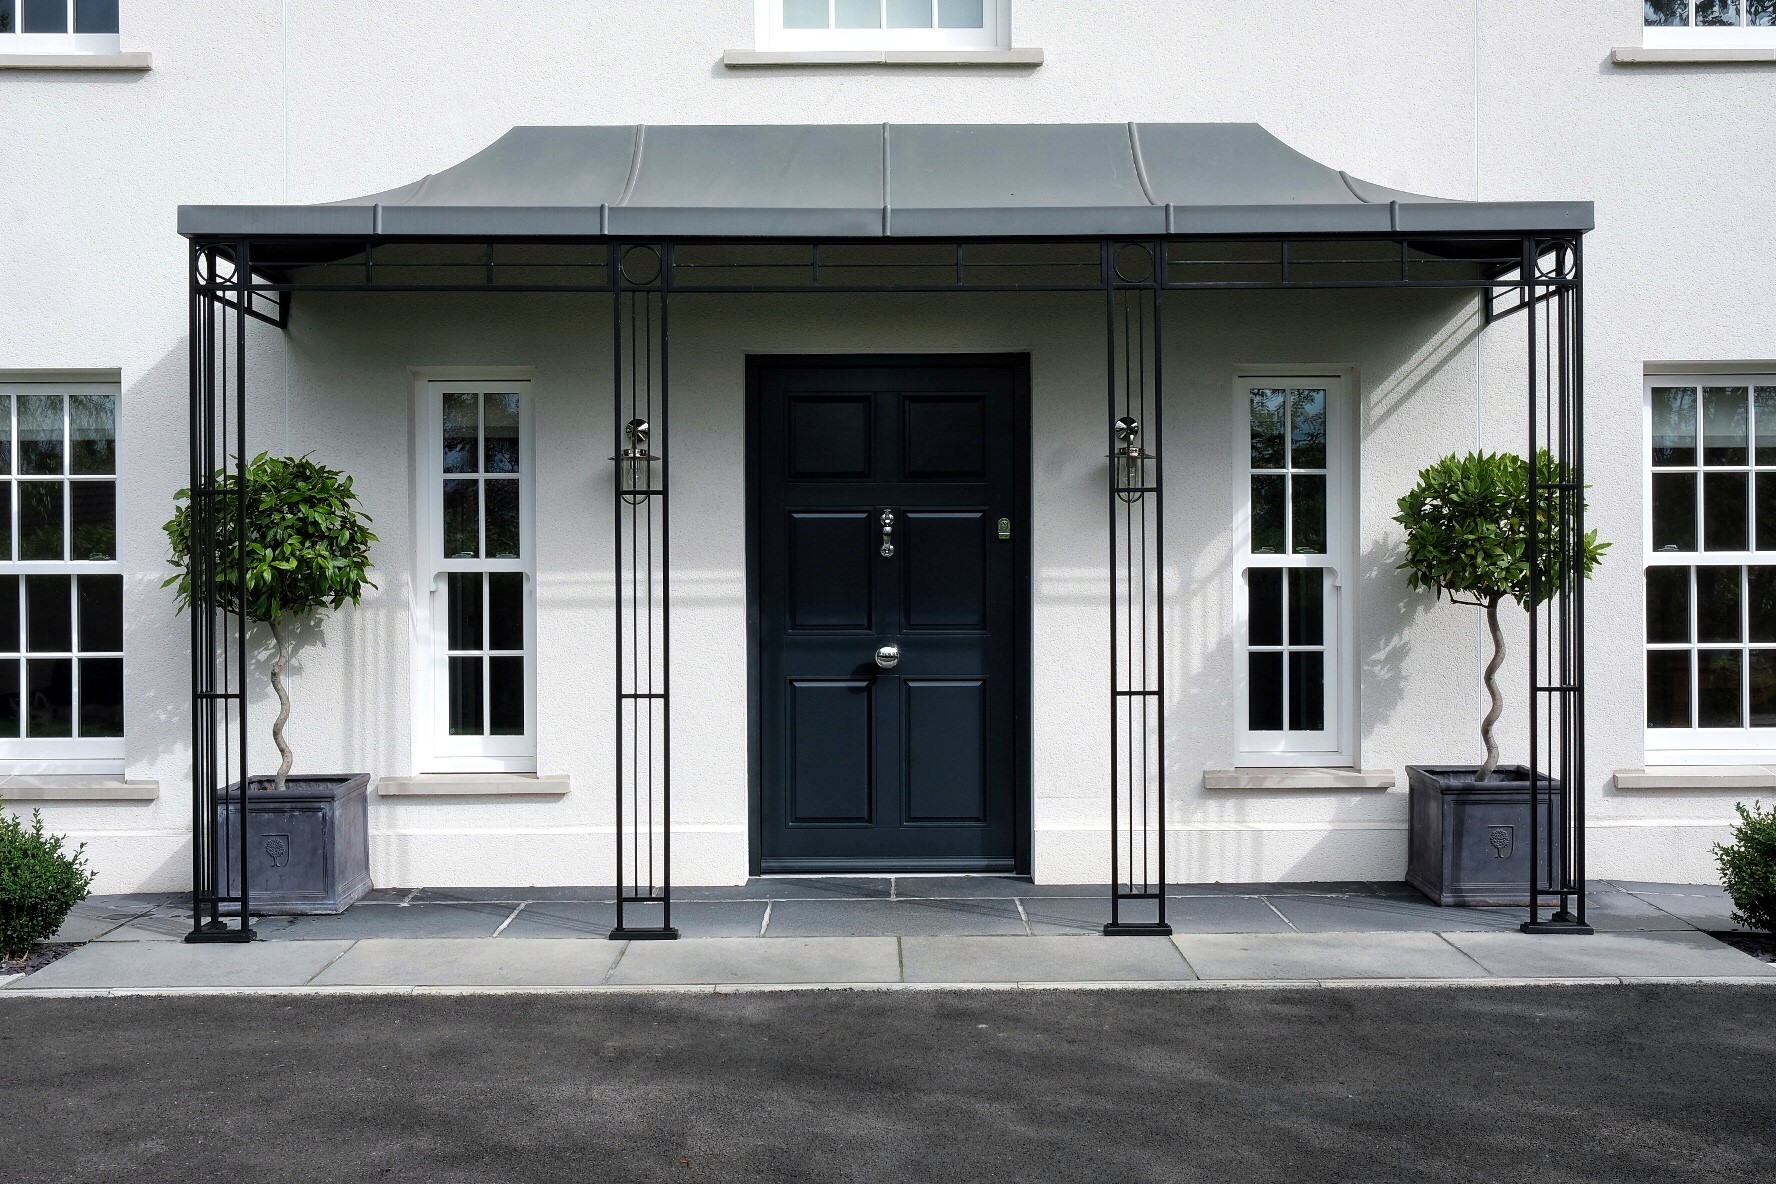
top-left (0, 804), bottom-right (95, 961)
top-left (1394, 450), bottom-right (1607, 782)
top-left (1714, 801), bottom-right (1776, 933)
top-left (164, 453), bottom-right (377, 792)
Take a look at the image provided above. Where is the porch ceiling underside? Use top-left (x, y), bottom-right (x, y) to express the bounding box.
top-left (177, 123), bottom-right (1593, 242)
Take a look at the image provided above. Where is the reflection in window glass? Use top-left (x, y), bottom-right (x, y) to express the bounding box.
top-left (937, 0), bottom-right (984, 28)
top-left (0, 2), bottom-right (14, 36)
top-left (835, 0), bottom-right (880, 28)
top-left (782, 0), bottom-right (829, 28)
top-left (74, 0), bottom-right (118, 34)
top-left (21, 0), bottom-right (67, 33)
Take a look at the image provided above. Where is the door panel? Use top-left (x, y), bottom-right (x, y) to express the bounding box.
top-left (903, 679), bottom-right (988, 824)
top-left (788, 680), bottom-right (875, 824)
top-left (903, 511), bottom-right (988, 629)
top-left (788, 512), bottom-right (873, 630)
top-left (755, 359), bottom-right (1027, 872)
top-left (788, 394), bottom-right (875, 479)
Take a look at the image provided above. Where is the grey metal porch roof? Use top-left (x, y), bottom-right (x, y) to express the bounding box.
top-left (177, 123), bottom-right (1593, 240)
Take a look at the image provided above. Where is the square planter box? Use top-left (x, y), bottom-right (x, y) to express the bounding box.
top-left (1406, 765), bottom-right (1565, 908)
top-left (213, 773), bottom-right (372, 916)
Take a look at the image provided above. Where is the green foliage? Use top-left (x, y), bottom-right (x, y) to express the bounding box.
top-left (0, 804), bottom-right (96, 961)
top-left (1714, 801), bottom-right (1776, 933)
top-left (163, 453), bottom-right (377, 626)
top-left (1394, 450), bottom-right (1608, 610)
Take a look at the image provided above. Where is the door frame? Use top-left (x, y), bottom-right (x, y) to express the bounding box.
top-left (745, 354), bottom-right (1034, 877)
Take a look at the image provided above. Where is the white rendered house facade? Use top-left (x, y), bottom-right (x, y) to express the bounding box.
top-left (1, 1), bottom-right (1772, 894)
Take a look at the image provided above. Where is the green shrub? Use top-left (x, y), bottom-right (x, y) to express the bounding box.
top-left (0, 804), bottom-right (96, 961)
top-left (1394, 451), bottom-right (1607, 781)
top-left (1714, 801), bottom-right (1776, 933)
top-left (165, 453), bottom-right (377, 791)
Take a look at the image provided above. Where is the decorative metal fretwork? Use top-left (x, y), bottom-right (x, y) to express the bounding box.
top-left (1104, 241), bottom-right (1170, 935)
top-left (1522, 238), bottom-right (1590, 934)
top-left (186, 242), bottom-right (255, 943)
top-left (610, 245), bottom-right (676, 939)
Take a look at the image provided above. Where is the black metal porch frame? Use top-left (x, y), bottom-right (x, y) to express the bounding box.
top-left (184, 231), bottom-right (1589, 942)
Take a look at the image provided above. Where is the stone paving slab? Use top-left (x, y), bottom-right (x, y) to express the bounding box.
top-left (497, 900), bottom-right (767, 940)
top-left (1174, 932), bottom-right (1488, 981)
top-left (901, 935), bottom-right (1195, 983)
top-left (259, 902), bottom-right (517, 940)
top-left (1443, 930), bottom-right (1776, 979)
top-left (1268, 895), bottom-right (1521, 934)
top-left (1020, 894), bottom-right (1292, 936)
top-left (9, 939), bottom-right (354, 990)
top-left (311, 938), bottom-right (622, 988)
top-left (764, 897), bottom-right (1027, 937)
top-left (607, 936), bottom-right (901, 986)
top-left (680, 877), bottom-right (894, 902)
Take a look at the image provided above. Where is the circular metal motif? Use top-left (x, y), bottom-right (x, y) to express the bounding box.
top-left (194, 247), bottom-right (239, 286)
top-left (1113, 243), bottom-right (1155, 284)
top-left (620, 245), bottom-right (663, 287)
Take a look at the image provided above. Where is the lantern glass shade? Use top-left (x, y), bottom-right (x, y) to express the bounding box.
top-left (617, 451), bottom-right (657, 504)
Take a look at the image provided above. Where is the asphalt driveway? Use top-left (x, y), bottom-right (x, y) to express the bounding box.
top-left (2, 985), bottom-right (1771, 1183)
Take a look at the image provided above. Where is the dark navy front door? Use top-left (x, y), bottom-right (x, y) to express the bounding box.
top-left (752, 358), bottom-right (1028, 873)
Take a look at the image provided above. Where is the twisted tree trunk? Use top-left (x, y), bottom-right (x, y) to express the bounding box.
top-left (268, 617), bottom-right (295, 792)
top-left (1477, 595), bottom-right (1504, 783)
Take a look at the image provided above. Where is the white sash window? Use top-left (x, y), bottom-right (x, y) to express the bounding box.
top-left (759, 0), bottom-right (1008, 50)
top-left (413, 378), bottom-right (536, 772)
top-left (0, 381), bottom-right (123, 774)
top-left (1235, 373), bottom-right (1355, 767)
top-left (1644, 376), bottom-right (1776, 761)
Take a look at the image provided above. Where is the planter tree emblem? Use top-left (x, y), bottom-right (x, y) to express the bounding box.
top-left (165, 454), bottom-right (377, 791)
top-left (1394, 451), bottom-right (1607, 783)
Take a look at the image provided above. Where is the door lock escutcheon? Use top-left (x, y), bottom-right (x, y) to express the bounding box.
top-left (996, 517), bottom-right (1011, 541)
top-left (879, 508), bottom-right (895, 557)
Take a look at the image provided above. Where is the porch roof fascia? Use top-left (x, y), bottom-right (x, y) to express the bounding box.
top-left (176, 123), bottom-right (1594, 242)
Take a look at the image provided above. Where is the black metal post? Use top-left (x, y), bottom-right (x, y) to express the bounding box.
top-left (610, 245), bottom-right (677, 940)
top-left (1522, 237), bottom-right (1591, 936)
top-left (1104, 240), bottom-right (1170, 937)
top-left (187, 242), bottom-right (255, 943)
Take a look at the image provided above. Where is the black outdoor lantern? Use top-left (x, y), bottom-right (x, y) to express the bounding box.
top-left (1110, 415), bottom-right (1153, 503)
top-left (613, 417), bottom-right (658, 504)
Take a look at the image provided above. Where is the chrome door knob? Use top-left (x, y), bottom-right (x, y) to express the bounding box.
top-left (874, 645), bottom-right (900, 670)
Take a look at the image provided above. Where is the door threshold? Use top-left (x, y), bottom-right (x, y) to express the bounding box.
top-left (759, 859), bottom-right (1019, 876)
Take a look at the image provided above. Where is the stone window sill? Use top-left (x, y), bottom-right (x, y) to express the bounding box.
top-left (376, 774), bottom-right (569, 797)
top-left (1612, 47), bottom-right (1776, 64)
top-left (1205, 768), bottom-right (1396, 791)
top-left (1613, 766), bottom-right (1776, 790)
top-left (723, 47), bottom-right (1042, 67)
top-left (0, 52), bottom-right (152, 70)
top-left (0, 775), bottom-right (158, 801)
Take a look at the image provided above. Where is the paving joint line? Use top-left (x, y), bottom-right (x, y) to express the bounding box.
top-left (302, 939), bottom-right (359, 986)
top-left (1433, 930), bottom-right (1500, 977)
top-left (601, 939), bottom-right (631, 985)
top-left (490, 902), bottom-right (527, 937)
top-left (1259, 896), bottom-right (1299, 932)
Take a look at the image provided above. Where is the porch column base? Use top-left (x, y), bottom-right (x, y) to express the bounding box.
top-left (1521, 914), bottom-right (1593, 936)
top-left (1102, 922), bottom-right (1174, 938)
top-left (609, 927), bottom-right (680, 941)
top-left (185, 921), bottom-right (258, 944)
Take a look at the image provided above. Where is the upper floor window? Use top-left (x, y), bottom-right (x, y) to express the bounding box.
top-left (1644, 2), bottom-right (1776, 45)
top-left (1236, 374), bottom-right (1355, 767)
top-left (759, 0), bottom-right (1008, 51)
top-left (0, 0), bottom-right (121, 52)
top-left (1644, 377), bottom-right (1776, 761)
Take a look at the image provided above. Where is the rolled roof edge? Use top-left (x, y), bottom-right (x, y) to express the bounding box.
top-left (178, 123), bottom-right (1594, 239)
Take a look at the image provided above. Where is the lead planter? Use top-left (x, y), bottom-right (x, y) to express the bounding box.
top-left (213, 773), bottom-right (371, 916)
top-left (1406, 765), bottom-right (1565, 908)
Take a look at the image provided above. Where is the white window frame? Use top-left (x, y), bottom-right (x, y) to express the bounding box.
top-left (1644, 2), bottom-right (1776, 47)
top-left (411, 371), bottom-right (537, 774)
top-left (1643, 373), bottom-right (1776, 763)
top-left (0, 379), bottom-right (123, 775)
top-left (0, 0), bottom-right (123, 54)
top-left (755, 0), bottom-right (1009, 51)
top-left (1233, 369), bottom-right (1357, 768)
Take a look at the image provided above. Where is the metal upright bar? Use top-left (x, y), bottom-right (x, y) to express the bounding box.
top-left (1105, 241), bottom-right (1170, 937)
top-left (610, 246), bottom-right (676, 940)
